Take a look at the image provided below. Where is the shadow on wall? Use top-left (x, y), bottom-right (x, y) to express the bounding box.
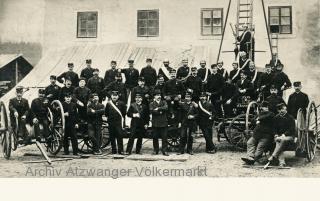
top-left (0, 42), bottom-right (42, 66)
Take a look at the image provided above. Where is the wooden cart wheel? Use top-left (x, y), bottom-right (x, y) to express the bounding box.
top-left (245, 101), bottom-right (259, 134)
top-left (226, 114), bottom-right (250, 150)
top-left (48, 100), bottom-right (65, 155)
top-left (306, 101), bottom-right (318, 162)
top-left (167, 127), bottom-right (181, 150)
top-left (296, 109), bottom-right (306, 153)
top-left (100, 121), bottom-right (110, 149)
top-left (78, 135), bottom-right (95, 154)
top-left (0, 101), bottom-right (12, 159)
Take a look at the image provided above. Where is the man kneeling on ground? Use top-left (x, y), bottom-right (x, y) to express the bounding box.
top-left (241, 101), bottom-right (274, 165)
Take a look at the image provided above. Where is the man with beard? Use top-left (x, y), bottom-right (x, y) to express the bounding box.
top-left (103, 72), bottom-right (127, 103)
top-left (217, 61), bottom-right (228, 80)
top-left (87, 93), bottom-right (105, 155)
top-left (177, 58), bottom-right (190, 82)
top-left (131, 76), bottom-right (151, 105)
top-left (31, 89), bottom-right (50, 141)
top-left (121, 60), bottom-right (139, 96)
top-left (158, 59), bottom-right (174, 82)
top-left (73, 77), bottom-right (91, 121)
top-left (126, 93), bottom-right (150, 155)
top-left (197, 60), bottom-right (211, 84)
top-left (257, 64), bottom-right (274, 100)
top-left (105, 91), bottom-right (126, 155)
top-left (241, 101), bottom-right (275, 165)
top-left (185, 67), bottom-right (203, 102)
top-left (229, 62), bottom-right (241, 84)
top-left (140, 58), bottom-right (157, 87)
top-left (57, 63), bottom-right (79, 87)
top-left (246, 61), bottom-right (262, 100)
top-left (197, 92), bottom-right (217, 154)
top-left (287, 81), bottom-right (309, 119)
top-left (59, 79), bottom-right (75, 102)
top-left (87, 68), bottom-right (105, 102)
top-left (266, 85), bottom-right (285, 114)
top-left (80, 59), bottom-right (94, 82)
top-left (44, 75), bottom-right (61, 103)
top-left (271, 64), bottom-right (292, 97)
top-left (149, 89), bottom-right (169, 156)
top-left (104, 60), bottom-right (119, 86)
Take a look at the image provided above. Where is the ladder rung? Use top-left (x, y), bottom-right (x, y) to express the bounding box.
top-left (239, 16), bottom-right (250, 18)
top-left (240, 4), bottom-right (251, 6)
top-left (239, 10), bottom-right (250, 12)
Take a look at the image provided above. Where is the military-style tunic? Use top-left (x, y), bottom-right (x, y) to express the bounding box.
top-left (59, 86), bottom-right (75, 102)
top-left (103, 81), bottom-right (127, 103)
top-left (80, 67), bottom-right (94, 81)
top-left (197, 67), bottom-right (211, 82)
top-left (266, 94), bottom-right (285, 114)
top-left (87, 76), bottom-right (105, 98)
top-left (287, 91), bottom-right (309, 119)
top-left (176, 66), bottom-right (190, 80)
top-left (184, 75), bottom-right (203, 100)
top-left (104, 69), bottom-right (118, 86)
top-left (44, 84), bottom-right (61, 102)
top-left (158, 66), bottom-right (174, 81)
top-left (57, 71), bottom-right (79, 87)
top-left (140, 66), bottom-right (157, 87)
top-left (121, 67), bottom-right (139, 90)
top-left (163, 79), bottom-right (185, 97)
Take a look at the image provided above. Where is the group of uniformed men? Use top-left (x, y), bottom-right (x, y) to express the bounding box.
top-left (7, 54), bottom-right (310, 165)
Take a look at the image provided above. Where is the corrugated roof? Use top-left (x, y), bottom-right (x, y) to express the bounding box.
top-left (0, 54), bottom-right (23, 69)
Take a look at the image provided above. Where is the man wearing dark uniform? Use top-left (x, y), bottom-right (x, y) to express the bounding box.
top-left (57, 63), bottom-right (79, 87)
top-left (238, 51), bottom-right (250, 74)
top-left (87, 68), bottom-right (105, 102)
top-left (266, 85), bottom-right (286, 114)
top-left (152, 75), bottom-right (165, 98)
top-left (126, 93), bottom-right (150, 155)
top-left (236, 70), bottom-right (253, 99)
top-left (131, 77), bottom-right (151, 106)
top-left (44, 75), bottom-right (61, 103)
top-left (178, 93), bottom-right (198, 155)
top-left (206, 64), bottom-right (225, 117)
top-left (184, 67), bottom-right (203, 102)
top-left (59, 79), bottom-right (75, 102)
top-left (267, 103), bottom-right (296, 167)
top-left (237, 24), bottom-right (255, 61)
top-left (198, 92), bottom-right (217, 153)
top-left (62, 93), bottom-right (79, 155)
top-left (217, 61), bottom-right (228, 80)
top-left (268, 53), bottom-right (282, 72)
top-left (197, 60), bottom-right (211, 84)
top-left (271, 64), bottom-right (292, 97)
top-left (87, 93), bottom-right (105, 155)
top-left (31, 89), bottom-right (50, 141)
top-left (229, 62), bottom-right (240, 84)
top-left (121, 60), bottom-right (139, 96)
top-left (247, 61), bottom-right (262, 100)
top-left (257, 64), bottom-right (274, 100)
top-left (158, 59), bottom-right (174, 82)
top-left (140, 58), bottom-right (157, 87)
top-left (9, 86), bottom-right (30, 143)
top-left (176, 58), bottom-right (190, 82)
top-left (221, 77), bottom-right (238, 117)
top-left (241, 101), bottom-right (275, 165)
top-left (149, 89), bottom-right (169, 156)
top-left (104, 60), bottom-right (118, 86)
top-left (105, 91), bottom-right (126, 154)
top-left (73, 77), bottom-right (91, 121)
top-left (287, 81), bottom-right (309, 119)
top-left (103, 72), bottom-right (127, 103)
top-left (80, 59), bottom-right (94, 82)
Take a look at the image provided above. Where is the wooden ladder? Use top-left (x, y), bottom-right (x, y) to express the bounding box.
top-left (270, 33), bottom-right (279, 55)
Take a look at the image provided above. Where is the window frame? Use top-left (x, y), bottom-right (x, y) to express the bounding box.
top-left (137, 9), bottom-right (160, 37)
top-left (77, 11), bottom-right (98, 38)
top-left (201, 8), bottom-right (224, 36)
top-left (268, 6), bottom-right (292, 34)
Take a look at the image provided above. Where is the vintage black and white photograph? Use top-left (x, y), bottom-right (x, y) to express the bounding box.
top-left (0, 0), bottom-right (319, 178)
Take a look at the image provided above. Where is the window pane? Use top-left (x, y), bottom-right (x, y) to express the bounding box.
top-left (88, 13), bottom-right (96, 21)
top-left (281, 7), bottom-right (291, 16)
top-left (270, 16), bottom-right (280, 25)
top-left (269, 8), bottom-right (279, 16)
top-left (79, 29), bottom-right (87, 36)
top-left (213, 27), bottom-right (221, 35)
top-left (212, 18), bottom-right (221, 26)
top-left (148, 11), bottom-right (158, 19)
top-left (281, 17), bottom-right (291, 25)
top-left (148, 19), bottom-right (159, 28)
top-left (212, 10), bottom-right (221, 18)
top-left (138, 19), bottom-right (147, 28)
top-left (138, 28), bottom-right (147, 36)
top-left (203, 18), bottom-right (211, 26)
top-left (270, 25), bottom-right (280, 33)
top-left (202, 10), bottom-right (212, 18)
top-left (147, 28), bottom-right (158, 36)
top-left (202, 26), bottom-right (212, 35)
top-left (138, 11), bottom-right (147, 19)
top-left (280, 25), bottom-right (291, 33)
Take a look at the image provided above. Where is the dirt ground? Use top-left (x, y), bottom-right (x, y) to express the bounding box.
top-left (1, 131), bottom-right (320, 178)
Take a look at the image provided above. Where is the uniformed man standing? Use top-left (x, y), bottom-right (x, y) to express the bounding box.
top-left (44, 75), bottom-right (61, 103)
top-left (158, 59), bottom-right (174, 82)
top-left (198, 92), bottom-right (217, 153)
top-left (121, 60), bottom-right (139, 97)
top-left (131, 77), bottom-right (151, 105)
top-left (59, 78), bottom-right (75, 102)
top-left (80, 59), bottom-right (94, 82)
top-left (105, 91), bottom-right (126, 154)
top-left (287, 81), bottom-right (309, 119)
top-left (237, 24), bottom-right (255, 60)
top-left (266, 85), bottom-right (285, 114)
top-left (197, 60), bottom-right (211, 83)
top-left (87, 93), bottom-right (105, 155)
top-left (271, 64), bottom-right (292, 97)
top-left (140, 58), bottom-right (157, 87)
top-left (73, 77), bottom-right (91, 121)
top-left (257, 64), bottom-right (274, 100)
top-left (177, 58), bottom-right (190, 82)
top-left (126, 93), bottom-right (150, 155)
top-left (103, 72), bottom-right (127, 103)
top-left (9, 86), bottom-right (30, 143)
top-left (104, 60), bottom-right (118, 86)
top-left (31, 89), bottom-right (50, 141)
top-left (217, 61), bottom-right (228, 80)
top-left (246, 61), bottom-right (262, 99)
top-left (229, 61), bottom-right (241, 84)
top-left (62, 93), bottom-right (79, 155)
top-left (87, 68), bottom-right (105, 102)
top-left (57, 63), bottom-right (79, 87)
top-left (185, 67), bottom-right (203, 102)
top-left (149, 89), bottom-right (169, 156)
top-left (268, 53), bottom-right (282, 72)
top-left (178, 93), bottom-right (198, 155)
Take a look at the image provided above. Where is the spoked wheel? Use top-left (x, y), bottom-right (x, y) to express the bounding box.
top-left (78, 135), bottom-right (95, 154)
top-left (296, 109), bottom-right (306, 153)
top-left (226, 114), bottom-right (251, 150)
top-left (167, 127), bottom-right (181, 150)
top-left (245, 101), bottom-right (259, 134)
top-left (100, 122), bottom-right (110, 149)
top-left (0, 101), bottom-right (12, 159)
top-left (47, 100), bottom-right (65, 155)
top-left (306, 101), bottom-right (318, 162)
